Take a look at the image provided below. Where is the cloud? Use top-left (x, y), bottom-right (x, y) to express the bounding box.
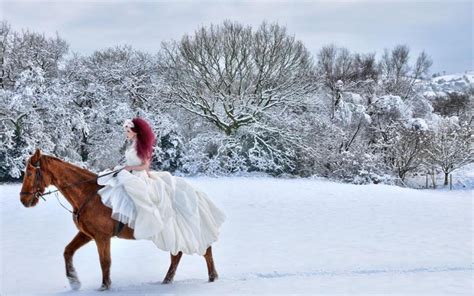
top-left (1, 0), bottom-right (472, 73)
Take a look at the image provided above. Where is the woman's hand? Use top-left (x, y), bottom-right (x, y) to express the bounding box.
top-left (123, 165), bottom-right (133, 172)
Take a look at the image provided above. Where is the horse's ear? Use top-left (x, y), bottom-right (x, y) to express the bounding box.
top-left (31, 148), bottom-right (41, 163)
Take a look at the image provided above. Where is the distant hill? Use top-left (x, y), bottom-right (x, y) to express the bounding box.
top-left (416, 71), bottom-right (474, 98)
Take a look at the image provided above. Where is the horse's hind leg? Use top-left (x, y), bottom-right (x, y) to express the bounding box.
top-left (64, 231), bottom-right (92, 290)
top-left (162, 251), bottom-right (183, 284)
top-left (204, 246), bottom-right (218, 282)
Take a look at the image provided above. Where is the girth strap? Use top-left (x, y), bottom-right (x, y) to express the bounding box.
top-left (73, 190), bottom-right (98, 222)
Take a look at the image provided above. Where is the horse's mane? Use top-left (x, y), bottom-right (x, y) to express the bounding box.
top-left (42, 155), bottom-right (98, 179)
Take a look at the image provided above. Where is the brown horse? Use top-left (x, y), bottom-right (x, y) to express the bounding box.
top-left (19, 148), bottom-right (219, 291)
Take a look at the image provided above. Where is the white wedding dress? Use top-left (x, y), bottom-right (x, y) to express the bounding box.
top-left (97, 141), bottom-right (226, 255)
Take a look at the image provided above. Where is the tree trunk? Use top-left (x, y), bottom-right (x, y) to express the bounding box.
top-left (444, 172), bottom-right (449, 186)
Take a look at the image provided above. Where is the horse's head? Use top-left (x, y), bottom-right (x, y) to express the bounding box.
top-left (20, 148), bottom-right (53, 208)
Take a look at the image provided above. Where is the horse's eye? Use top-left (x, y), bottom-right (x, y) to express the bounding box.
top-left (27, 172), bottom-right (32, 177)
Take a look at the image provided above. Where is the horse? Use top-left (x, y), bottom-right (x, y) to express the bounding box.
top-left (19, 148), bottom-right (219, 291)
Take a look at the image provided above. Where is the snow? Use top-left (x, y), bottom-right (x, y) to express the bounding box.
top-left (1, 177), bottom-right (472, 295)
top-left (407, 117), bottom-right (429, 131)
top-left (372, 95), bottom-right (412, 119)
top-left (431, 72), bottom-right (474, 85)
top-left (418, 71), bottom-right (474, 97)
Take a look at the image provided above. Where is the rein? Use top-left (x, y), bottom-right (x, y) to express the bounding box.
top-left (20, 161), bottom-right (124, 217)
top-left (55, 169), bottom-right (124, 219)
top-left (40, 169), bottom-right (124, 197)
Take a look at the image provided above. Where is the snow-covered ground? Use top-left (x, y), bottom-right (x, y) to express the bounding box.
top-left (1, 177), bottom-right (472, 295)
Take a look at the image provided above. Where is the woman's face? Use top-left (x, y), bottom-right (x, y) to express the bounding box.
top-left (125, 127), bottom-right (137, 140)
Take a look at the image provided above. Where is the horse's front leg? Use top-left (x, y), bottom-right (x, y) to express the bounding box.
top-left (95, 236), bottom-right (112, 291)
top-left (64, 232), bottom-right (92, 290)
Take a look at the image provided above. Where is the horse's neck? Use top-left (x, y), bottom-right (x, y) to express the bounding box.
top-left (45, 157), bottom-right (97, 210)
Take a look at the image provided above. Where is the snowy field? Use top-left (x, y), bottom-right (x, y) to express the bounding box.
top-left (0, 177), bottom-right (472, 295)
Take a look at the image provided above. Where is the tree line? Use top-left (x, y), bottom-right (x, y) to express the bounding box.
top-left (0, 20), bottom-right (472, 186)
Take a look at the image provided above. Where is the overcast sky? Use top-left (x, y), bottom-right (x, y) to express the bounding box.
top-left (1, 0), bottom-right (472, 74)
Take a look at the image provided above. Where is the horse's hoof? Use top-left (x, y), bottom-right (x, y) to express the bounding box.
top-left (97, 284), bottom-right (110, 291)
top-left (67, 276), bottom-right (81, 290)
top-left (161, 279), bottom-right (172, 285)
top-left (209, 273), bottom-right (218, 282)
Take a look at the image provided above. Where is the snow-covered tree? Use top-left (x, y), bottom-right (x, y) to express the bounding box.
top-left (160, 20), bottom-right (315, 136)
top-left (375, 119), bottom-right (430, 183)
top-left (0, 21), bottom-right (68, 90)
top-left (0, 67), bottom-right (67, 179)
top-left (425, 116), bottom-right (472, 185)
top-left (60, 46), bottom-right (165, 169)
top-left (1, 21), bottom-right (469, 186)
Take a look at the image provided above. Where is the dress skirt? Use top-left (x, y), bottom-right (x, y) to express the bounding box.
top-left (97, 165), bottom-right (226, 255)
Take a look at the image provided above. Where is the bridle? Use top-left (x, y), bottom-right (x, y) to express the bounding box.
top-left (20, 157), bottom-right (124, 217)
top-left (20, 159), bottom-right (46, 207)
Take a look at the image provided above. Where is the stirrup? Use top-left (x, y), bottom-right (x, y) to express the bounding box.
top-left (113, 221), bottom-right (125, 237)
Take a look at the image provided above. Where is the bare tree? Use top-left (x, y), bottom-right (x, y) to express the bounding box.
top-left (379, 44), bottom-right (432, 99)
top-left (425, 118), bottom-right (472, 185)
top-left (159, 21), bottom-right (315, 135)
top-left (316, 45), bottom-right (378, 117)
top-left (353, 52), bottom-right (378, 83)
top-left (317, 45), bottom-right (354, 91)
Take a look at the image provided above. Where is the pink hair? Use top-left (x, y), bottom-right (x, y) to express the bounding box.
top-left (131, 117), bottom-right (156, 162)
